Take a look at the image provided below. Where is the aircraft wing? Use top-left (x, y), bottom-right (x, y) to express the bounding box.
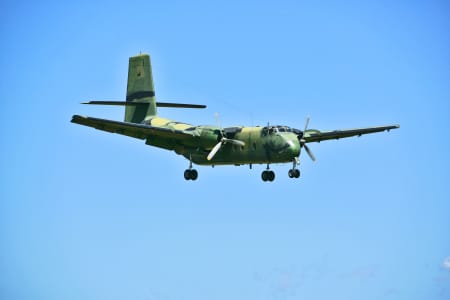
top-left (303, 124), bottom-right (400, 143)
top-left (71, 115), bottom-right (195, 141)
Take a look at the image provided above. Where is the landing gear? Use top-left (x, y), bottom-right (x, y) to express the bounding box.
top-left (184, 169), bottom-right (198, 180)
top-left (261, 170), bottom-right (275, 182)
top-left (261, 164), bottom-right (275, 182)
top-left (184, 154), bottom-right (198, 181)
top-left (288, 168), bottom-right (300, 178)
top-left (288, 158), bottom-right (301, 179)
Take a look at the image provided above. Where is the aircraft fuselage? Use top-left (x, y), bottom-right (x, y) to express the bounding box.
top-left (144, 117), bottom-right (301, 166)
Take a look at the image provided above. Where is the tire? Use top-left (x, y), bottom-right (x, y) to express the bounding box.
top-left (288, 169), bottom-right (294, 178)
top-left (261, 171), bottom-right (268, 181)
top-left (191, 169), bottom-right (198, 180)
top-left (184, 170), bottom-right (191, 180)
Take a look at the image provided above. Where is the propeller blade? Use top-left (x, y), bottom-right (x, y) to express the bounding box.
top-left (207, 138), bottom-right (245, 161)
top-left (207, 141), bottom-right (223, 161)
top-left (224, 138), bottom-right (245, 147)
top-left (303, 116), bottom-right (310, 133)
top-left (303, 144), bottom-right (316, 162)
top-left (214, 112), bottom-right (222, 129)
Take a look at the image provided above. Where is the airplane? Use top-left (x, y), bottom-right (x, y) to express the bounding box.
top-left (71, 53), bottom-right (399, 182)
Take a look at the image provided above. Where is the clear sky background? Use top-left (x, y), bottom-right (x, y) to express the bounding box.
top-left (1, 0), bottom-right (449, 299)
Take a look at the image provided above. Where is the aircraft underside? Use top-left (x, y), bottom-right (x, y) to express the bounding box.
top-left (181, 149), bottom-right (300, 182)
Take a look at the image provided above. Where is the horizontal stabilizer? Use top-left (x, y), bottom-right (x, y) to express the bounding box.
top-left (82, 101), bottom-right (206, 109)
top-left (156, 102), bottom-right (206, 109)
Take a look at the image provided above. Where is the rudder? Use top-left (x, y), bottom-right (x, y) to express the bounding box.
top-left (125, 54), bottom-right (157, 123)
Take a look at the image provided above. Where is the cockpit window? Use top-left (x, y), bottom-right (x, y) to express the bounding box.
top-left (269, 127), bottom-right (280, 134)
top-left (263, 125), bottom-right (292, 136)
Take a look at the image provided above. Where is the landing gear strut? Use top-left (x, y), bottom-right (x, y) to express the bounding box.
top-left (288, 158), bottom-right (300, 179)
top-left (184, 154), bottom-right (198, 181)
top-left (261, 164), bottom-right (275, 182)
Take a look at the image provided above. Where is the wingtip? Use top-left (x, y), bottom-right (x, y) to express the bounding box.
top-left (71, 115), bottom-right (87, 123)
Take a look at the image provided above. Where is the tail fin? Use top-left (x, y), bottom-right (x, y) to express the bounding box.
top-left (125, 54), bottom-right (157, 123)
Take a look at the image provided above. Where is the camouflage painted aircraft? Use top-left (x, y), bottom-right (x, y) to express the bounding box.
top-left (71, 54), bottom-right (399, 182)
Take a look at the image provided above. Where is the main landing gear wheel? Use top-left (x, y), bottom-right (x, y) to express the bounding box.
top-left (261, 170), bottom-right (275, 182)
top-left (184, 169), bottom-right (198, 181)
top-left (288, 158), bottom-right (301, 179)
top-left (184, 154), bottom-right (198, 181)
top-left (288, 168), bottom-right (300, 178)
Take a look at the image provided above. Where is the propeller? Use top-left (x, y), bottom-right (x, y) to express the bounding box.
top-left (298, 116), bottom-right (316, 162)
top-left (207, 113), bottom-right (246, 161)
top-left (207, 137), bottom-right (245, 160)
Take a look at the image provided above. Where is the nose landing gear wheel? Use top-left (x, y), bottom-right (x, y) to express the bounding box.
top-left (288, 169), bottom-right (294, 178)
top-left (288, 169), bottom-right (300, 178)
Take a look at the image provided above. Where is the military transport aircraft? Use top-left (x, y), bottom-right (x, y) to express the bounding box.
top-left (71, 54), bottom-right (399, 182)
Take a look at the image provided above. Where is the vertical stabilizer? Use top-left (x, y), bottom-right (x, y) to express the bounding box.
top-left (125, 54), bottom-right (157, 123)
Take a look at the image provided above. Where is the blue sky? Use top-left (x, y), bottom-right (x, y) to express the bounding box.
top-left (1, 0), bottom-right (449, 299)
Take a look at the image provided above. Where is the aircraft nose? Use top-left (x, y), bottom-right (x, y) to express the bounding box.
top-left (285, 138), bottom-right (300, 157)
